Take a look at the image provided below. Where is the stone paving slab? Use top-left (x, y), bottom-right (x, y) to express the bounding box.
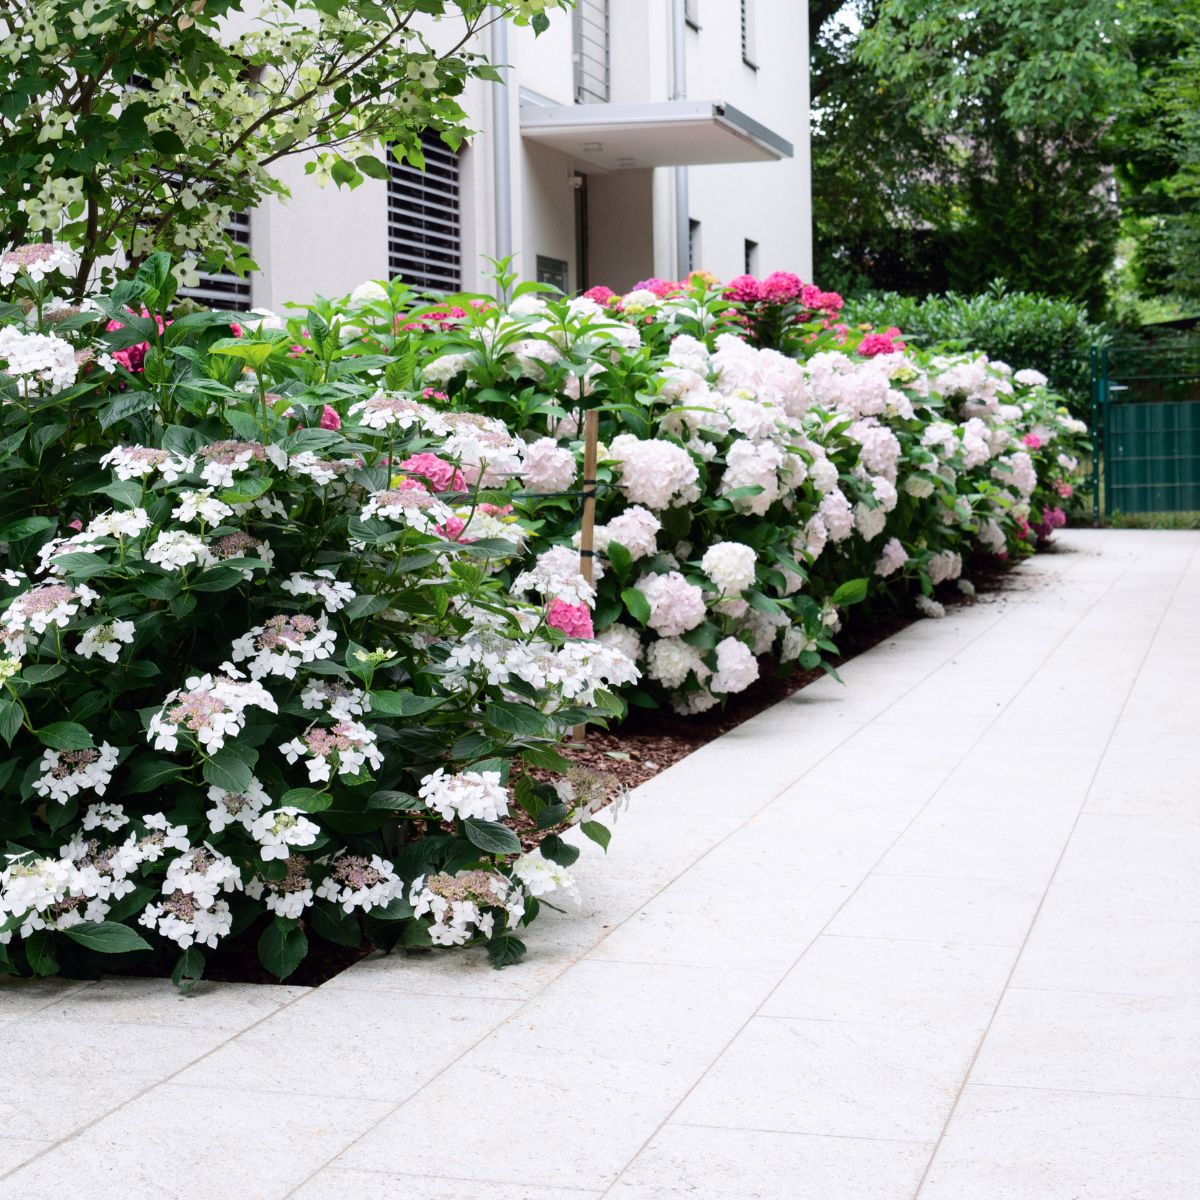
top-left (1, 529), bottom-right (1197, 1199)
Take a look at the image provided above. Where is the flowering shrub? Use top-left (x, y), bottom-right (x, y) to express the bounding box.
top-left (0, 250), bottom-right (635, 986)
top-left (322, 269), bottom-right (1089, 714)
top-left (0, 252), bottom-right (1088, 988)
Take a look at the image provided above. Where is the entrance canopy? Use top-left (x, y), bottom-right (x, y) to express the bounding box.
top-left (519, 100), bottom-right (793, 172)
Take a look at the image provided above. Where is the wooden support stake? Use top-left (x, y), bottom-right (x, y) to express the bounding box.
top-left (573, 409), bottom-right (600, 744)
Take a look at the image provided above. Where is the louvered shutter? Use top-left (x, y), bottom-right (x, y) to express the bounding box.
top-left (387, 134), bottom-right (463, 294)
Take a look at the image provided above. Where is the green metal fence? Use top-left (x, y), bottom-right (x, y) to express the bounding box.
top-left (1091, 344), bottom-right (1200, 519)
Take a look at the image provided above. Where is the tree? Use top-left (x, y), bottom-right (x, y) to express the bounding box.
top-left (809, 0), bottom-right (960, 296)
top-left (1112, 2), bottom-right (1200, 307)
top-left (811, 0), bottom-right (1144, 311)
top-left (0, 0), bottom-right (567, 297)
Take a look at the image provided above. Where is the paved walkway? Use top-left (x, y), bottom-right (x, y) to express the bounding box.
top-left (1, 529), bottom-right (1198, 1200)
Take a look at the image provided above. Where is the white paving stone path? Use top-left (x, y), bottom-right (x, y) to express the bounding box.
top-left (1, 528), bottom-right (1198, 1200)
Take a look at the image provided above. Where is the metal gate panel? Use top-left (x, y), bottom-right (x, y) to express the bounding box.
top-left (1094, 344), bottom-right (1200, 517)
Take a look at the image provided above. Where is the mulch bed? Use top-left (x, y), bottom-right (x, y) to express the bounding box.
top-left (98, 560), bottom-right (1028, 989)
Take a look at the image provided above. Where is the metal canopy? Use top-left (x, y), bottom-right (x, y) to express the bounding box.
top-left (519, 100), bottom-right (793, 172)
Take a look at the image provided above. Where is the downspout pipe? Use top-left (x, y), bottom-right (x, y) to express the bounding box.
top-left (671, 0), bottom-right (689, 278)
top-left (492, 17), bottom-right (514, 273)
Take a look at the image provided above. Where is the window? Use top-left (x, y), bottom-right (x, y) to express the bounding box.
top-left (744, 238), bottom-right (759, 276)
top-left (536, 255), bottom-right (570, 293)
top-left (573, 0), bottom-right (610, 104)
top-left (178, 211), bottom-right (252, 311)
top-left (688, 219), bottom-right (701, 273)
top-left (740, 0), bottom-right (757, 67)
top-left (685, 0), bottom-right (700, 30)
top-left (387, 131), bottom-right (462, 294)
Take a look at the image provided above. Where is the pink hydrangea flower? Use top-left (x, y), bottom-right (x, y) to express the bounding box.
top-left (583, 285), bottom-right (618, 305)
top-left (106, 308), bottom-right (168, 373)
top-left (1023, 434), bottom-right (1042, 450)
top-left (396, 453), bottom-right (465, 494)
top-left (546, 599), bottom-right (594, 638)
top-left (856, 332), bottom-right (904, 357)
top-left (319, 406), bottom-right (341, 431)
top-left (436, 516), bottom-right (470, 543)
top-left (759, 271), bottom-right (805, 303)
top-left (1055, 480), bottom-right (1074, 498)
top-left (725, 275), bottom-right (762, 303)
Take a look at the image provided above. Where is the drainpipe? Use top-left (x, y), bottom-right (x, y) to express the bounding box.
top-left (671, 0), bottom-right (689, 278)
top-left (492, 17), bottom-right (514, 270)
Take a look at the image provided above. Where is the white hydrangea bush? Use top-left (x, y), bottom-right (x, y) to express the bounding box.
top-left (0, 253), bottom-right (636, 985)
top-left (327, 273), bottom-right (1087, 713)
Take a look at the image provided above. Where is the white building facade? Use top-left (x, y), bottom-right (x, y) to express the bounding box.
top-left (226, 0), bottom-right (810, 311)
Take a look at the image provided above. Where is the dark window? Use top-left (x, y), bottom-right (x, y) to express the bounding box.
top-left (388, 132), bottom-right (462, 294)
top-left (536, 255), bottom-right (569, 293)
top-left (744, 238), bottom-right (759, 275)
top-left (689, 219), bottom-right (701, 273)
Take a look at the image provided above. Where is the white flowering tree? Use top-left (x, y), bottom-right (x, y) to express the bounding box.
top-left (0, 0), bottom-right (567, 296)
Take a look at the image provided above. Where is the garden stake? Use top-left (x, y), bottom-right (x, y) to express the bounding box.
top-left (573, 409), bottom-right (600, 743)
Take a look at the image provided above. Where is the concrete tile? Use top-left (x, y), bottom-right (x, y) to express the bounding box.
top-left (28, 976), bottom-right (308, 1030)
top-left (1051, 814), bottom-right (1200, 922)
top-left (0, 1016), bottom-right (228, 1141)
top-left (1012, 898), bottom-right (1200, 998)
top-left (339, 961), bottom-right (773, 1191)
top-left (920, 1085), bottom-right (1200, 1200)
top-left (0, 1083), bottom-right (393, 1200)
top-left (761, 936), bottom-right (1013, 1031)
top-left (0, 976), bottom-right (92, 1024)
top-left (0, 1137), bottom-right (51, 1173)
top-left (293, 1168), bottom-right (601, 1199)
top-left (611, 1124), bottom-right (930, 1200)
top-left (826, 873), bottom-right (1043, 948)
top-left (875, 805), bottom-right (1073, 884)
top-left (674, 1014), bottom-right (978, 1142)
top-left (174, 986), bottom-right (518, 1101)
top-left (972, 987), bottom-right (1200, 1099)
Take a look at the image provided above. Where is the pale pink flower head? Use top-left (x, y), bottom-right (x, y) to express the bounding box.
top-left (632, 277), bottom-right (679, 299)
top-left (396, 452), bottom-right (465, 494)
top-left (546, 599), bottom-right (594, 638)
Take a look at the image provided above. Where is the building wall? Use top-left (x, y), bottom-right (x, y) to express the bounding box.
top-left (238, 0), bottom-right (810, 308)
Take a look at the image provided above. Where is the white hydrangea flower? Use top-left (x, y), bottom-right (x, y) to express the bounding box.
top-left (144, 530), bottom-right (215, 572)
top-left (229, 613), bottom-right (337, 679)
top-left (711, 636), bottom-right (759, 695)
top-left (315, 854), bottom-right (404, 913)
top-left (418, 767), bottom-right (509, 823)
top-left (171, 489), bottom-right (234, 526)
top-left (701, 542), bottom-right (757, 595)
top-left (278, 720), bottom-right (383, 783)
top-left (279, 569), bottom-right (356, 613)
top-left (513, 849), bottom-right (579, 899)
top-left (76, 619), bottom-right (135, 663)
top-left (249, 807), bottom-right (321, 862)
top-left (206, 777), bottom-right (272, 834)
top-left (32, 742), bottom-right (119, 804)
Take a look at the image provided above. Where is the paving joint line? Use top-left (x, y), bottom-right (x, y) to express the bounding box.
top-left (597, 537), bottom-right (1121, 1196)
top-left (910, 533), bottom-right (1200, 1199)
